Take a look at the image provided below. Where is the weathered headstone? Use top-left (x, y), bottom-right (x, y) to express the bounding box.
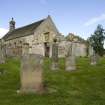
top-left (90, 51), bottom-right (99, 65)
top-left (20, 42), bottom-right (44, 93)
top-left (90, 54), bottom-right (97, 65)
top-left (65, 42), bottom-right (76, 71)
top-left (89, 45), bottom-right (94, 57)
top-left (90, 46), bottom-right (97, 65)
top-left (51, 39), bottom-right (59, 70)
top-left (20, 54), bottom-right (44, 93)
top-left (0, 40), bottom-right (5, 64)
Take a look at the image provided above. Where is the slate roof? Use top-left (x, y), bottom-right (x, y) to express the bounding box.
top-left (3, 19), bottom-right (45, 41)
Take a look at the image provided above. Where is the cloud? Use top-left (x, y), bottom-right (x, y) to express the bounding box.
top-left (39, 0), bottom-right (47, 5)
top-left (0, 28), bottom-right (8, 39)
top-left (84, 14), bottom-right (105, 27)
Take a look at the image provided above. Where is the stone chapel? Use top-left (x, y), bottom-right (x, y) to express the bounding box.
top-left (3, 15), bottom-right (60, 57)
top-left (2, 15), bottom-right (87, 57)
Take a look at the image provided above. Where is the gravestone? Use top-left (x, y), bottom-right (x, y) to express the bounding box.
top-left (65, 42), bottom-right (76, 71)
top-left (20, 54), bottom-right (44, 93)
top-left (89, 45), bottom-right (94, 57)
top-left (51, 39), bottom-right (59, 70)
top-left (0, 40), bottom-right (5, 64)
top-left (20, 42), bottom-right (44, 93)
top-left (90, 54), bottom-right (97, 65)
top-left (90, 46), bottom-right (97, 65)
top-left (90, 50), bottom-right (98, 65)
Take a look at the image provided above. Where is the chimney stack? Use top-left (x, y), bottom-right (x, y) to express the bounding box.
top-left (9, 18), bottom-right (15, 31)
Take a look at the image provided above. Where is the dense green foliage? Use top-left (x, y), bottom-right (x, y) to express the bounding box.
top-left (0, 57), bottom-right (105, 105)
top-left (88, 24), bottom-right (105, 56)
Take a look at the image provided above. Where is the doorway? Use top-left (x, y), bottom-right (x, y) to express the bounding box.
top-left (44, 42), bottom-right (50, 57)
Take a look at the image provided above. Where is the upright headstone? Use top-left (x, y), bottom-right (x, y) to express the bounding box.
top-left (89, 45), bottom-right (94, 57)
top-left (51, 39), bottom-right (59, 70)
top-left (90, 48), bottom-right (97, 65)
top-left (20, 42), bottom-right (44, 93)
top-left (0, 40), bottom-right (5, 64)
top-left (65, 42), bottom-right (76, 71)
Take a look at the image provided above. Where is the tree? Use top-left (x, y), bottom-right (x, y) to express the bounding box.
top-left (66, 33), bottom-right (86, 43)
top-left (89, 24), bottom-right (105, 56)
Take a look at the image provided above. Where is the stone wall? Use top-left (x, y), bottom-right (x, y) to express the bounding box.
top-left (58, 41), bottom-right (67, 57)
top-left (31, 43), bottom-right (45, 56)
top-left (75, 42), bottom-right (87, 57)
top-left (4, 35), bottom-right (34, 57)
top-left (58, 41), bottom-right (87, 57)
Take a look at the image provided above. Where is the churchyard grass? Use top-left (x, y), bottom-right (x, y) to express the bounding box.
top-left (0, 57), bottom-right (105, 105)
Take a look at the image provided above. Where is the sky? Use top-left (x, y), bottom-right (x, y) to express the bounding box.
top-left (0, 0), bottom-right (105, 39)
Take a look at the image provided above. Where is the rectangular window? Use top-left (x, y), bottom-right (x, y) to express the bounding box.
top-left (44, 32), bottom-right (50, 42)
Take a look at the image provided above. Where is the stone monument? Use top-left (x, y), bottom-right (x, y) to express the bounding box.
top-left (20, 43), bottom-right (44, 93)
top-left (90, 50), bottom-right (97, 65)
top-left (65, 42), bottom-right (76, 71)
top-left (0, 39), bottom-right (5, 64)
top-left (51, 39), bottom-right (59, 70)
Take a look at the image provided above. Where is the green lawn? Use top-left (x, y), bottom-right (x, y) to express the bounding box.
top-left (0, 57), bottom-right (105, 105)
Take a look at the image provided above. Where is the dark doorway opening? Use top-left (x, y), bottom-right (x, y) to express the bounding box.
top-left (44, 42), bottom-right (50, 57)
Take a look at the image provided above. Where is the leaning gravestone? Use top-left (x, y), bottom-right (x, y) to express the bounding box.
top-left (65, 42), bottom-right (76, 71)
top-left (0, 39), bottom-right (5, 64)
top-left (51, 39), bottom-right (59, 70)
top-left (20, 54), bottom-right (44, 93)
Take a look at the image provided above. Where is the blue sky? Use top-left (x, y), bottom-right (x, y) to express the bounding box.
top-left (0, 0), bottom-right (105, 39)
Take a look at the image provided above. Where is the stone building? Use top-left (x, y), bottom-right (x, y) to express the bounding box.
top-left (3, 16), bottom-right (87, 57)
top-left (58, 33), bottom-right (87, 57)
top-left (58, 41), bottom-right (87, 57)
top-left (3, 16), bottom-right (60, 57)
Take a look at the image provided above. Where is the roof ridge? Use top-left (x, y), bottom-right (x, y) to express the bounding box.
top-left (13, 19), bottom-right (45, 31)
top-left (3, 18), bottom-right (45, 41)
